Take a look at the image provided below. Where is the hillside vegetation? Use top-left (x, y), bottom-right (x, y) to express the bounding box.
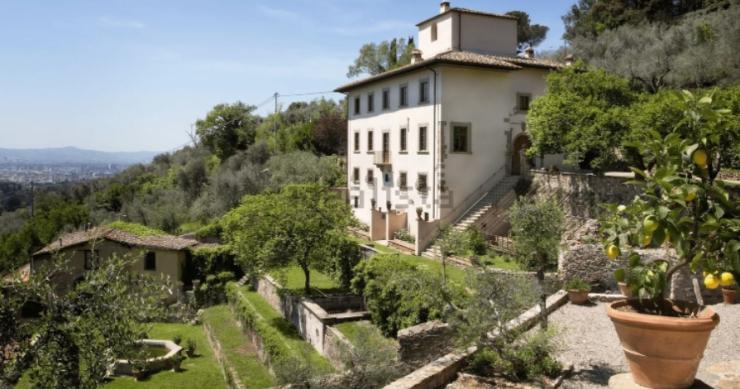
top-left (0, 99), bottom-right (346, 274)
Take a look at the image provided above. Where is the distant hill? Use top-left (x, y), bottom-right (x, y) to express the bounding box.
top-left (0, 147), bottom-right (160, 165)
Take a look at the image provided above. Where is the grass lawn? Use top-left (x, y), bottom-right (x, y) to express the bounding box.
top-left (366, 243), bottom-right (469, 285)
top-left (334, 320), bottom-right (397, 350)
top-left (478, 253), bottom-right (522, 271)
top-left (237, 286), bottom-right (334, 373)
top-left (202, 306), bottom-right (274, 389)
top-left (15, 323), bottom-right (225, 389)
top-left (268, 265), bottom-right (342, 295)
top-left (105, 323), bottom-right (226, 389)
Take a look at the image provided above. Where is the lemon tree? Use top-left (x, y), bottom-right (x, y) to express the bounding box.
top-left (600, 91), bottom-right (739, 301)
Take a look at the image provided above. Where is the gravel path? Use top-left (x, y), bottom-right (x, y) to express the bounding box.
top-left (550, 301), bottom-right (740, 388)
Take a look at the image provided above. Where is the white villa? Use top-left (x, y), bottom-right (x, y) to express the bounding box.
top-left (335, 2), bottom-right (562, 255)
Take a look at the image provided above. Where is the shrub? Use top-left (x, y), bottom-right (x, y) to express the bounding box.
top-left (465, 226), bottom-right (488, 256)
top-left (172, 334), bottom-right (182, 345)
top-left (351, 254), bottom-right (464, 337)
top-left (468, 329), bottom-right (562, 382)
top-left (450, 271), bottom-right (561, 382)
top-left (392, 229), bottom-right (415, 243)
top-left (195, 271), bottom-right (236, 307)
top-left (225, 283), bottom-right (331, 378)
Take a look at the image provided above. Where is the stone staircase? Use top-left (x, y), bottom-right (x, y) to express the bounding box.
top-left (423, 176), bottom-right (520, 260)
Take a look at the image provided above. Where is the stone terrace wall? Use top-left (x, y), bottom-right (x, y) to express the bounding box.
top-left (397, 320), bottom-right (455, 369)
top-left (531, 170), bottom-right (640, 218)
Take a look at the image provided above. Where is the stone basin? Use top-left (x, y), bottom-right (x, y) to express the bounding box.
top-left (113, 339), bottom-right (182, 376)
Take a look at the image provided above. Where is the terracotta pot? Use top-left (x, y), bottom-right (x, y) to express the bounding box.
top-left (607, 299), bottom-right (719, 389)
top-left (618, 282), bottom-right (633, 298)
top-left (568, 289), bottom-right (589, 305)
top-left (722, 287), bottom-right (736, 304)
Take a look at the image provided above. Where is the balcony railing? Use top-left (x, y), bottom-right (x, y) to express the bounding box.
top-left (373, 150), bottom-right (391, 166)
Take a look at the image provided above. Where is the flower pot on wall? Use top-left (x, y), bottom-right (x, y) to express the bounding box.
top-left (722, 287), bottom-right (736, 304)
top-left (607, 299), bottom-right (719, 389)
top-left (618, 282), bottom-right (633, 298)
top-left (568, 290), bottom-right (589, 305)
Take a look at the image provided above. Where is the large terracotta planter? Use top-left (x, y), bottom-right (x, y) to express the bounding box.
top-left (607, 299), bottom-right (719, 389)
top-left (722, 287), bottom-right (736, 304)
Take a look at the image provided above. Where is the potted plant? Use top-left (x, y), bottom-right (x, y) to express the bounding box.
top-left (130, 359), bottom-right (148, 381)
top-left (416, 207), bottom-right (423, 219)
top-left (565, 278), bottom-right (590, 305)
top-left (715, 271), bottom-right (736, 304)
top-left (614, 268), bottom-right (632, 298)
top-left (371, 199), bottom-right (377, 210)
top-left (185, 338), bottom-right (197, 358)
top-left (171, 352), bottom-right (184, 372)
top-left (600, 92), bottom-right (736, 389)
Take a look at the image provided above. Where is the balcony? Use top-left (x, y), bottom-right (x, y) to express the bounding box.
top-left (373, 150), bottom-right (391, 167)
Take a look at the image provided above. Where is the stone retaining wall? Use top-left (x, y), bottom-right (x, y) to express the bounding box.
top-left (251, 276), bottom-right (364, 369)
top-left (530, 170), bottom-right (640, 218)
top-left (383, 290), bottom-right (570, 389)
top-left (397, 321), bottom-right (455, 369)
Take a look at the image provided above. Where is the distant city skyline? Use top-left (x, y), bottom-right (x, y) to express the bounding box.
top-left (0, 0), bottom-right (572, 152)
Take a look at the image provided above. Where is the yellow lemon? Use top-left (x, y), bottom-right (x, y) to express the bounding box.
top-left (704, 274), bottom-right (720, 289)
top-left (692, 149), bottom-right (708, 168)
top-left (642, 234), bottom-right (652, 247)
top-left (606, 244), bottom-right (620, 260)
top-left (643, 216), bottom-right (658, 233)
top-left (685, 189), bottom-right (696, 202)
top-left (720, 272), bottom-right (735, 287)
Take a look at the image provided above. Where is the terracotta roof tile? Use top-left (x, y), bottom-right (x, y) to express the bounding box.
top-left (416, 7), bottom-right (518, 26)
top-left (335, 50), bottom-right (562, 92)
top-left (33, 226), bottom-right (198, 256)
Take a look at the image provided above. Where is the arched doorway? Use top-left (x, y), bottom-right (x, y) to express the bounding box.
top-left (511, 134), bottom-right (532, 175)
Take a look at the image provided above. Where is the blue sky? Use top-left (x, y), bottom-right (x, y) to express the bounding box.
top-left (0, 0), bottom-right (573, 152)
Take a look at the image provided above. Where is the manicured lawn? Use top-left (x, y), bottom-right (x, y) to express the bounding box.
top-left (269, 265), bottom-right (342, 294)
top-left (202, 306), bottom-right (274, 389)
top-left (237, 286), bottom-right (334, 373)
top-left (478, 253), bottom-right (522, 271)
top-left (15, 323), bottom-right (226, 389)
top-left (105, 323), bottom-right (226, 389)
top-left (334, 320), bottom-right (397, 350)
top-left (366, 243), bottom-right (469, 286)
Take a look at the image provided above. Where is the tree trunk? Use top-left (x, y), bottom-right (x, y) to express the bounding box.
top-left (303, 265), bottom-right (311, 295)
top-left (441, 252), bottom-right (447, 287)
top-left (537, 268), bottom-right (547, 329)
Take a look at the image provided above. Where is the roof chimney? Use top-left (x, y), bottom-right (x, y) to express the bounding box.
top-left (524, 47), bottom-right (535, 59)
top-left (440, 1), bottom-right (450, 13)
top-left (411, 49), bottom-right (423, 64)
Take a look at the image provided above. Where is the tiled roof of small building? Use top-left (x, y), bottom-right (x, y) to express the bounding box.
top-left (33, 226), bottom-right (199, 256)
top-left (416, 7), bottom-right (518, 26)
top-left (335, 50), bottom-right (562, 92)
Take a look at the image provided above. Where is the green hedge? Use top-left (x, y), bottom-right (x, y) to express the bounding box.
top-left (224, 283), bottom-right (332, 373)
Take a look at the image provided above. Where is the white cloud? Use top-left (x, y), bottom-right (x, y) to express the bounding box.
top-left (257, 5), bottom-right (301, 22)
top-left (98, 16), bottom-right (145, 30)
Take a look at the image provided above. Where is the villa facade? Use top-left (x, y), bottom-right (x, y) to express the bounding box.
top-left (336, 2), bottom-right (561, 251)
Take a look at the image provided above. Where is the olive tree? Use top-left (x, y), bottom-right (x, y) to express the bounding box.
top-left (508, 197), bottom-right (565, 328)
top-left (1, 250), bottom-right (170, 388)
